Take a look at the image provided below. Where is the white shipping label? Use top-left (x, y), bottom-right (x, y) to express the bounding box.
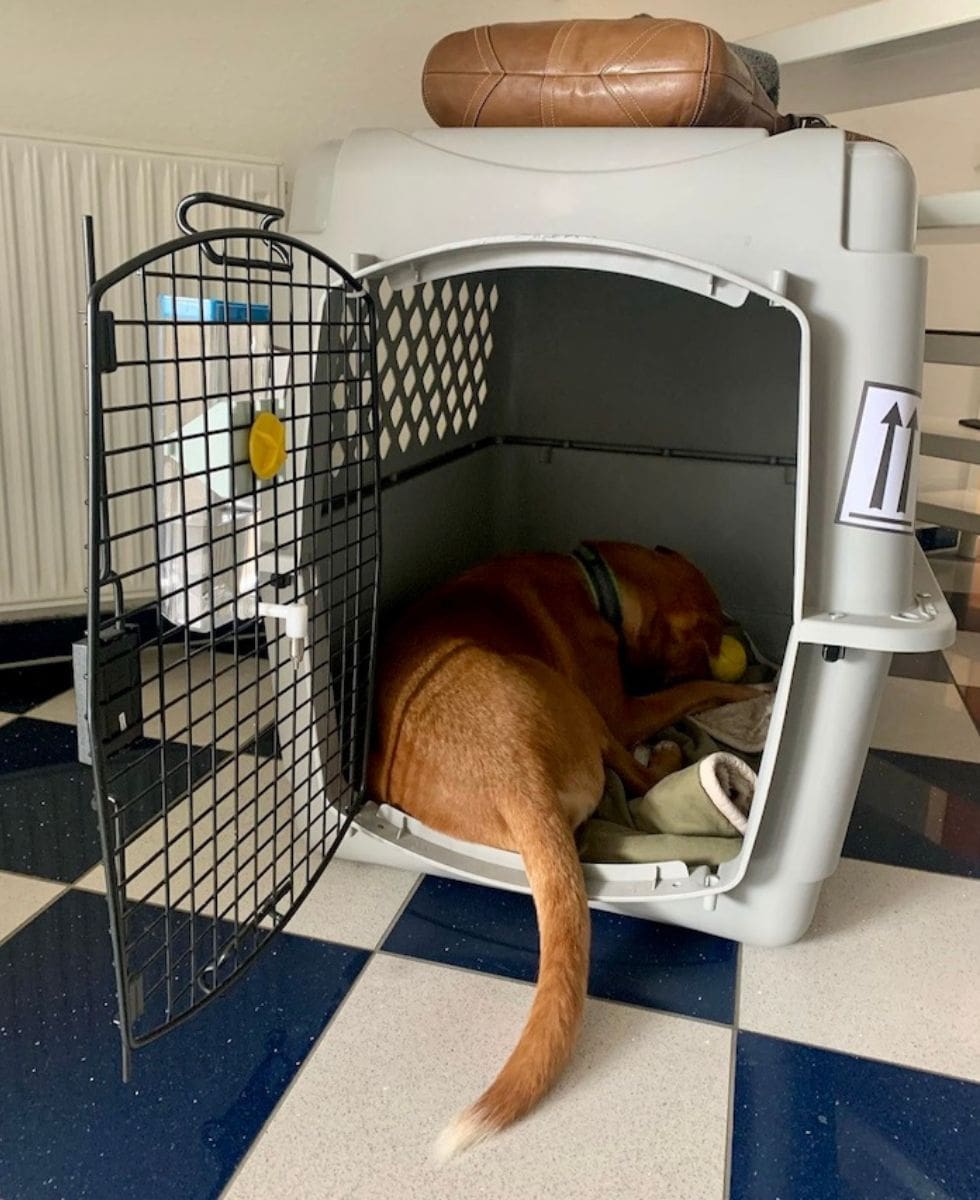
top-left (836, 382), bottom-right (920, 534)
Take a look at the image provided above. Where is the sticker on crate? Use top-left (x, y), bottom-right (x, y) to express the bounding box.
top-left (836, 382), bottom-right (920, 534)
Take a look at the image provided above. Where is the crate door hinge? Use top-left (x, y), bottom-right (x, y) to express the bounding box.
top-left (258, 601), bottom-right (308, 665)
top-left (95, 310), bottom-right (118, 374)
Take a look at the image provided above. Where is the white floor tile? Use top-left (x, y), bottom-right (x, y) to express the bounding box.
top-left (72, 749), bottom-right (414, 951)
top-left (73, 756), bottom-right (342, 931)
top-left (140, 645), bottom-right (275, 752)
top-left (740, 857), bottom-right (980, 1083)
top-left (0, 871), bottom-right (65, 944)
top-left (871, 677), bottom-right (980, 762)
top-left (28, 690), bottom-right (77, 725)
top-left (944, 629), bottom-right (980, 689)
top-left (224, 954), bottom-right (731, 1200)
top-left (29, 646), bottom-right (276, 747)
top-left (281, 859), bottom-right (419, 949)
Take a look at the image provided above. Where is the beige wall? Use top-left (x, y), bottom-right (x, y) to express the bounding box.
top-left (3, 0), bottom-right (975, 492)
top-left (1, 1), bottom-right (862, 169)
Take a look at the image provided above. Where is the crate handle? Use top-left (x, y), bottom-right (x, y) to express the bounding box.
top-left (175, 191), bottom-right (292, 272)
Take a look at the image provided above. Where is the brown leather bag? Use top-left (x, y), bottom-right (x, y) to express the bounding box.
top-left (422, 17), bottom-right (794, 133)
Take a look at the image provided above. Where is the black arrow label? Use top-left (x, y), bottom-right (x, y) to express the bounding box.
top-left (869, 402), bottom-right (904, 510)
top-left (896, 408), bottom-right (918, 515)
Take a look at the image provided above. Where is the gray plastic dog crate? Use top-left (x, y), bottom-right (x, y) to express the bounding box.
top-left (82, 127), bottom-right (958, 1063)
top-left (283, 127), bottom-right (954, 946)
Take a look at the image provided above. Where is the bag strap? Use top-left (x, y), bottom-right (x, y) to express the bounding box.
top-left (784, 112), bottom-right (889, 146)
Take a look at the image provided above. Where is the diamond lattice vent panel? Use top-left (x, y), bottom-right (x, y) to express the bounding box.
top-left (373, 276), bottom-right (499, 463)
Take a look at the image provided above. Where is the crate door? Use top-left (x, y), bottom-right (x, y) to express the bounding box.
top-left (82, 221), bottom-right (379, 1069)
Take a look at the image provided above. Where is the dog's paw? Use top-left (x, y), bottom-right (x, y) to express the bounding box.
top-left (648, 740), bottom-right (684, 780)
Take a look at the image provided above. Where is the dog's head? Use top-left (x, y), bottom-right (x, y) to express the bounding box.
top-left (587, 541), bottom-right (728, 689)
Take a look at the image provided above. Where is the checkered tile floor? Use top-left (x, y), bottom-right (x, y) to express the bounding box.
top-left (1, 552), bottom-right (978, 1199)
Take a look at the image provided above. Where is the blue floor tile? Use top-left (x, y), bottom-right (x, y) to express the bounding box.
top-left (916, 527), bottom-right (960, 553)
top-left (946, 591), bottom-right (980, 634)
top-left (585, 898), bottom-right (737, 1021)
top-left (731, 1032), bottom-right (980, 1200)
top-left (0, 715), bottom-right (80, 774)
top-left (240, 722), bottom-right (281, 759)
top-left (964, 685), bottom-right (980, 734)
top-left (0, 889), bottom-right (368, 1200)
top-left (382, 874), bottom-right (736, 1023)
top-left (845, 749), bottom-right (978, 879)
top-left (0, 616), bottom-right (86, 665)
top-left (0, 719), bottom-right (226, 882)
top-left (0, 660), bottom-right (76, 713)
top-left (0, 720), bottom-right (99, 882)
top-left (859, 748), bottom-right (980, 801)
top-left (888, 650), bottom-right (953, 684)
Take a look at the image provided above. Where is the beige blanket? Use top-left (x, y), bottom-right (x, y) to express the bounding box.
top-left (577, 680), bottom-right (775, 866)
top-left (688, 684), bottom-right (775, 755)
top-left (578, 754), bottom-right (756, 867)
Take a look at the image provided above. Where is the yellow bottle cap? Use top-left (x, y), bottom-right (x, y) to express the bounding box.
top-left (248, 411), bottom-right (287, 480)
top-left (709, 634), bottom-right (748, 683)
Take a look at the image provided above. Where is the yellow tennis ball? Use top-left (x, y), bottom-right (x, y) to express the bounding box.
top-left (709, 634), bottom-right (748, 683)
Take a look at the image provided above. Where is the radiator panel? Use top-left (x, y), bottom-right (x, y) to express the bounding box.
top-left (0, 133), bottom-right (280, 616)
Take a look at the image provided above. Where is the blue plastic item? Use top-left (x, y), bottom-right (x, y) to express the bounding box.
top-left (158, 295), bottom-right (270, 323)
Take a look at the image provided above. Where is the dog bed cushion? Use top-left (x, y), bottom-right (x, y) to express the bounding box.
top-left (578, 753), bottom-right (755, 866)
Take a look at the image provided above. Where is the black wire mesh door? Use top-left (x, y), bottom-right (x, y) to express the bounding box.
top-left (79, 194), bottom-right (380, 1073)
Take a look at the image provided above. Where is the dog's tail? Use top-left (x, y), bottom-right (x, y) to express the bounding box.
top-left (433, 791), bottom-right (590, 1161)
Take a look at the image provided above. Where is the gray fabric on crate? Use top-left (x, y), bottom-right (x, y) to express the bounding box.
top-left (730, 43), bottom-right (780, 107)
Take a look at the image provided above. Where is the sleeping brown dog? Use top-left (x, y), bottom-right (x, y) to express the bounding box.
top-left (368, 541), bottom-right (755, 1157)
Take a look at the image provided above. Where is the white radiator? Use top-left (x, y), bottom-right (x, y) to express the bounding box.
top-left (0, 132), bottom-right (281, 618)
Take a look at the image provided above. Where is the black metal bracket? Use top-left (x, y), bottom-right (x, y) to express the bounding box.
top-left (94, 310), bottom-right (117, 374)
top-left (73, 625), bottom-right (144, 765)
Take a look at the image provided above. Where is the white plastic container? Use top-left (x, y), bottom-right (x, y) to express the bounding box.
top-left (154, 296), bottom-right (283, 631)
